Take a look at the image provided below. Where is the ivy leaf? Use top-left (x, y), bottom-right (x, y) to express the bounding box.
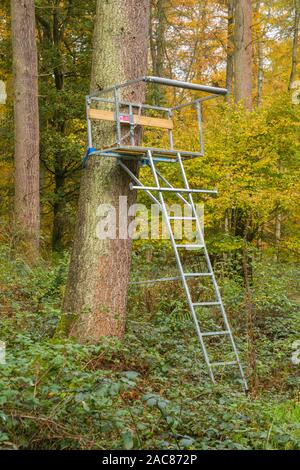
top-left (122, 431), bottom-right (134, 450)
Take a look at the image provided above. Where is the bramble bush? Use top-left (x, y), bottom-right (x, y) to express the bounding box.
top-left (0, 243), bottom-right (299, 449)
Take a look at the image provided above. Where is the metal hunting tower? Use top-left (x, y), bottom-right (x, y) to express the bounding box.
top-left (85, 76), bottom-right (248, 392)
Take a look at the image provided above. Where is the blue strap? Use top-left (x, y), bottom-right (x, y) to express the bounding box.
top-left (82, 147), bottom-right (96, 168)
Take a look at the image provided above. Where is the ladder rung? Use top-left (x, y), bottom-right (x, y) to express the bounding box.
top-left (193, 301), bottom-right (221, 307)
top-left (168, 216), bottom-right (196, 221)
top-left (184, 273), bottom-right (212, 278)
top-left (210, 361), bottom-right (238, 367)
top-left (201, 331), bottom-right (230, 337)
top-left (176, 244), bottom-right (204, 249)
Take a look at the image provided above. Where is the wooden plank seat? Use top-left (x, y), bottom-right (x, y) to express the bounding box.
top-left (88, 108), bottom-right (173, 130)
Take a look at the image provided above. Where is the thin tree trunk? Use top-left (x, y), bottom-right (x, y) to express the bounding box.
top-left (289, 0), bottom-right (300, 90)
top-left (60, 0), bottom-right (150, 342)
top-left (37, 2), bottom-right (68, 251)
top-left (255, 1), bottom-right (264, 106)
top-left (274, 211), bottom-right (282, 262)
top-left (257, 39), bottom-right (264, 106)
top-left (226, 0), bottom-right (235, 99)
top-left (243, 244), bottom-right (258, 397)
top-left (150, 0), bottom-right (168, 103)
top-left (234, 0), bottom-right (253, 110)
top-left (154, 0), bottom-right (167, 77)
top-left (257, 224), bottom-right (263, 261)
top-left (52, 170), bottom-right (65, 251)
top-left (11, 0), bottom-right (40, 259)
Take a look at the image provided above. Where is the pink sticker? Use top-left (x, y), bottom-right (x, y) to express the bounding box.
top-left (119, 114), bottom-right (131, 123)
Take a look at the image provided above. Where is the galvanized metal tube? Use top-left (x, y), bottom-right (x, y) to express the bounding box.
top-left (89, 96), bottom-right (171, 112)
top-left (130, 276), bottom-right (182, 285)
top-left (91, 76), bottom-right (228, 98)
top-left (172, 98), bottom-right (202, 112)
top-left (144, 76), bottom-right (228, 95)
top-left (196, 101), bottom-right (204, 155)
top-left (168, 109), bottom-right (174, 150)
top-left (147, 164), bottom-right (191, 207)
top-left (90, 77), bottom-right (146, 97)
top-left (130, 184), bottom-right (217, 195)
top-left (118, 161), bottom-right (161, 207)
top-left (86, 96), bottom-right (93, 148)
top-left (129, 103), bottom-right (135, 146)
top-left (114, 88), bottom-right (121, 145)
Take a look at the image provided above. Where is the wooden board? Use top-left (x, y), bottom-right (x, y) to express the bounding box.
top-left (99, 146), bottom-right (202, 160)
top-left (88, 108), bottom-right (173, 130)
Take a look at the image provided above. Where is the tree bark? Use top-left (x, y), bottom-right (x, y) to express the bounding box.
top-left (289, 0), bottom-right (300, 90)
top-left (234, 0), bottom-right (253, 110)
top-left (150, 0), bottom-right (167, 77)
top-left (60, 0), bottom-right (150, 342)
top-left (255, 0), bottom-right (264, 106)
top-left (36, 1), bottom-right (72, 251)
top-left (226, 0), bottom-right (235, 99)
top-left (150, 0), bottom-right (168, 104)
top-left (274, 210), bottom-right (282, 262)
top-left (11, 0), bottom-right (40, 259)
top-left (243, 244), bottom-right (258, 397)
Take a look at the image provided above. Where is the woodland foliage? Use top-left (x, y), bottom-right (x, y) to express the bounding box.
top-left (0, 0), bottom-right (299, 450)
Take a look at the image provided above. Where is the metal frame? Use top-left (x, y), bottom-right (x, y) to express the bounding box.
top-left (85, 76), bottom-right (227, 164)
top-left (84, 77), bottom-right (248, 391)
top-left (90, 76), bottom-right (227, 97)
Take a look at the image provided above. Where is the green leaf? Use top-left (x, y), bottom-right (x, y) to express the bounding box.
top-left (122, 431), bottom-right (134, 450)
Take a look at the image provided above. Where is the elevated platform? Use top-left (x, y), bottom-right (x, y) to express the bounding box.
top-left (88, 145), bottom-right (203, 164)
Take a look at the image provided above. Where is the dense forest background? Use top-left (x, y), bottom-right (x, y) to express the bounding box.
top-left (0, 0), bottom-right (299, 450)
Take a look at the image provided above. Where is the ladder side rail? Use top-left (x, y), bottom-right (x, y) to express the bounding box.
top-left (146, 163), bottom-right (192, 208)
top-left (177, 153), bottom-right (248, 391)
top-left (147, 150), bottom-right (216, 384)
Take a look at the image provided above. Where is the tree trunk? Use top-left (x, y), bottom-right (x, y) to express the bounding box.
top-left (60, 0), bottom-right (150, 342)
top-left (11, 0), bottom-right (40, 259)
top-left (226, 0), bottom-right (235, 99)
top-left (150, 0), bottom-right (168, 103)
top-left (274, 211), bottom-right (282, 262)
top-left (289, 0), bottom-right (300, 90)
top-left (243, 245), bottom-right (258, 397)
top-left (151, 0), bottom-right (167, 77)
top-left (37, 2), bottom-right (68, 251)
top-left (52, 169), bottom-right (65, 252)
top-left (255, 0), bottom-right (264, 106)
top-left (234, 0), bottom-right (253, 110)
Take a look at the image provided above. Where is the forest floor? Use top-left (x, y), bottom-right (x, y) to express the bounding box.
top-left (0, 243), bottom-right (299, 450)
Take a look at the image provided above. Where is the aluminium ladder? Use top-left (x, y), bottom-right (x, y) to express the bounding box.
top-left (126, 149), bottom-right (248, 392)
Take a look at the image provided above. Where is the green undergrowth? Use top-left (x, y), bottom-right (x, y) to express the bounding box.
top-left (0, 244), bottom-right (299, 450)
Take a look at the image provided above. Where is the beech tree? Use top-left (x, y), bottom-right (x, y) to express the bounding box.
top-left (234, 0), bottom-right (253, 110)
top-left (255, 0), bottom-right (264, 106)
top-left (11, 0), bottom-right (40, 258)
top-left (60, 0), bottom-right (150, 341)
top-left (289, 0), bottom-right (300, 90)
top-left (226, 0), bottom-right (235, 98)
